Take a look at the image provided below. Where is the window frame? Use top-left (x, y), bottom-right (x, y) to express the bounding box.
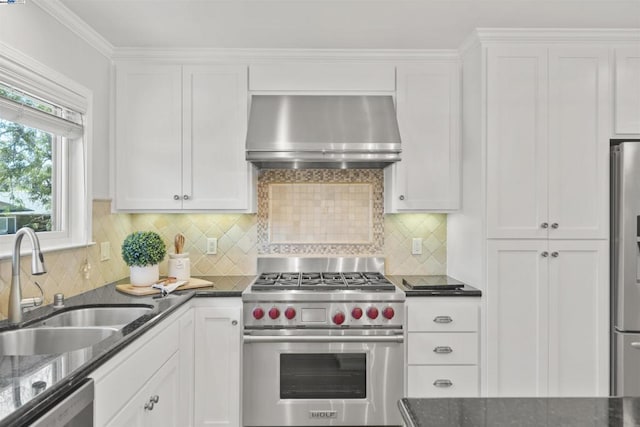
top-left (0, 42), bottom-right (92, 257)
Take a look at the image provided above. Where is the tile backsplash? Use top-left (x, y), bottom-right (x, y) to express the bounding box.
top-left (0, 184), bottom-right (447, 319)
top-left (258, 169), bottom-right (384, 255)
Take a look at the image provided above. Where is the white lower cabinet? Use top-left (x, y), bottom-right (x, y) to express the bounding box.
top-left (91, 305), bottom-right (193, 427)
top-left (193, 299), bottom-right (242, 427)
top-left (405, 297), bottom-right (481, 397)
top-left (487, 239), bottom-right (609, 396)
top-left (106, 353), bottom-right (180, 427)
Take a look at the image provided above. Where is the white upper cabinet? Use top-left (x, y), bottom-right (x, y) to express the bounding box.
top-left (486, 46), bottom-right (610, 239)
top-left (115, 63), bottom-right (183, 210)
top-left (182, 65), bottom-right (252, 210)
top-left (614, 46), bottom-right (640, 136)
top-left (486, 47), bottom-right (549, 238)
top-left (547, 47), bottom-right (610, 239)
top-left (249, 63), bottom-right (395, 91)
top-left (114, 63), bottom-right (254, 211)
top-left (385, 61), bottom-right (461, 212)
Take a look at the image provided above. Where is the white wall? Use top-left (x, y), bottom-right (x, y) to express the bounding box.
top-left (0, 2), bottom-right (111, 198)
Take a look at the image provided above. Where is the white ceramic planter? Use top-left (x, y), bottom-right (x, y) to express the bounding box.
top-left (130, 264), bottom-right (160, 286)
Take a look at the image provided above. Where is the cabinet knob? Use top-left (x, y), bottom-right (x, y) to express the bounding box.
top-left (433, 346), bottom-right (453, 354)
top-left (541, 251), bottom-right (549, 257)
top-left (433, 316), bottom-right (453, 324)
top-left (144, 402), bottom-right (154, 411)
top-left (231, 320), bottom-right (238, 326)
top-left (151, 395), bottom-right (159, 404)
top-left (399, 195), bottom-right (405, 201)
top-left (541, 222), bottom-right (549, 229)
top-left (183, 195), bottom-right (190, 200)
top-left (173, 195), bottom-right (180, 200)
top-left (551, 223), bottom-right (559, 229)
top-left (433, 379), bottom-right (453, 388)
top-left (551, 251), bottom-right (559, 258)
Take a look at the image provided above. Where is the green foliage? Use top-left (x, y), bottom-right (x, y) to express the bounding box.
top-left (0, 117), bottom-right (53, 230)
top-left (121, 231), bottom-right (167, 267)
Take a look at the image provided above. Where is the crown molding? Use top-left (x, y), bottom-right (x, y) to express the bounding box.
top-left (111, 47), bottom-right (460, 63)
top-left (32, 0), bottom-right (114, 59)
top-left (474, 28), bottom-right (640, 44)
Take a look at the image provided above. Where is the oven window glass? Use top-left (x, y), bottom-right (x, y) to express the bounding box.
top-left (280, 353), bottom-right (366, 399)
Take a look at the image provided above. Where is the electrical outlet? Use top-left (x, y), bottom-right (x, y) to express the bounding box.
top-left (100, 242), bottom-right (111, 261)
top-left (411, 238), bottom-right (423, 255)
top-left (206, 237), bottom-right (218, 255)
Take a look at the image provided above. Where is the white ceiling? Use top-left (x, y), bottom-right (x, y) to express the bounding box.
top-left (59, 0), bottom-right (640, 49)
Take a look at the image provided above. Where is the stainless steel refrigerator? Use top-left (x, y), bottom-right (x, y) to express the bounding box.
top-left (611, 140), bottom-right (640, 395)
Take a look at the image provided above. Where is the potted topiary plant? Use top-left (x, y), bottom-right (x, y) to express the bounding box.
top-left (121, 231), bottom-right (167, 286)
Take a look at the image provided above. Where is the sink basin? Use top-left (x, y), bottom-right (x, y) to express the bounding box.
top-left (0, 327), bottom-right (118, 356)
top-left (35, 306), bottom-right (154, 328)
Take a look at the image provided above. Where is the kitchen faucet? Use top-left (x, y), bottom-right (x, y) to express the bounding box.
top-left (9, 227), bottom-right (46, 324)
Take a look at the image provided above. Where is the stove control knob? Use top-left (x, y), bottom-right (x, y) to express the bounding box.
top-left (367, 307), bottom-right (379, 320)
top-left (333, 312), bottom-right (346, 325)
top-left (253, 307), bottom-right (265, 320)
top-left (284, 307), bottom-right (296, 320)
top-left (268, 307), bottom-right (280, 319)
top-left (351, 307), bottom-right (363, 319)
top-left (382, 307), bottom-right (395, 320)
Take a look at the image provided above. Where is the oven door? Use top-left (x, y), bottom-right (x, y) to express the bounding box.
top-left (243, 329), bottom-right (404, 426)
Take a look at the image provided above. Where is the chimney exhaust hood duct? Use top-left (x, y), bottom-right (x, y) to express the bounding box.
top-left (246, 95), bottom-right (401, 169)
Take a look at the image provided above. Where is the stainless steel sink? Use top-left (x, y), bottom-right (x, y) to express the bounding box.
top-left (35, 306), bottom-right (153, 328)
top-left (0, 327), bottom-right (118, 356)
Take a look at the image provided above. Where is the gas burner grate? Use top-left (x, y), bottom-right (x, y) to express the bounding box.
top-left (251, 271), bottom-right (396, 291)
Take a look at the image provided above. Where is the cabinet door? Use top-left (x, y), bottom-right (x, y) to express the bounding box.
top-left (487, 240), bottom-right (549, 396)
top-left (548, 47), bottom-right (610, 239)
top-left (615, 46), bottom-right (640, 135)
top-left (115, 63), bottom-right (183, 210)
top-left (386, 62), bottom-right (460, 212)
top-left (107, 352), bottom-right (180, 427)
top-left (547, 240), bottom-right (609, 396)
top-left (183, 65), bottom-right (252, 210)
top-left (486, 47), bottom-right (549, 238)
top-left (179, 309), bottom-right (195, 427)
top-left (194, 306), bottom-right (242, 427)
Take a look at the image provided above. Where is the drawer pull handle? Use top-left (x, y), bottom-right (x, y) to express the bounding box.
top-left (433, 346), bottom-right (453, 354)
top-left (433, 379), bottom-right (453, 388)
top-left (433, 316), bottom-right (453, 324)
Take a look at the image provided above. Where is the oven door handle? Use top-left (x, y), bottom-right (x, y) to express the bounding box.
top-left (243, 334), bottom-right (404, 344)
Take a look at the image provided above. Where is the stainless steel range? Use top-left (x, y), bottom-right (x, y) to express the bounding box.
top-left (242, 257), bottom-right (405, 427)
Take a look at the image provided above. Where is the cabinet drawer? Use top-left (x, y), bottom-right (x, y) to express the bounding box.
top-left (407, 365), bottom-right (479, 397)
top-left (408, 304), bottom-right (478, 332)
top-left (408, 332), bottom-right (478, 365)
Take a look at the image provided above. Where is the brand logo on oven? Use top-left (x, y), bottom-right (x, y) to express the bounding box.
top-left (309, 410), bottom-right (338, 419)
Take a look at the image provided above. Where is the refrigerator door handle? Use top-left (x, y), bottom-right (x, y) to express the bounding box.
top-left (630, 342), bottom-right (640, 349)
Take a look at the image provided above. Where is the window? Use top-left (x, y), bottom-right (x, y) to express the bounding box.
top-left (0, 48), bottom-right (90, 255)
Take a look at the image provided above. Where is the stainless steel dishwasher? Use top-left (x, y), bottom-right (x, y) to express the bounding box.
top-left (30, 378), bottom-right (93, 427)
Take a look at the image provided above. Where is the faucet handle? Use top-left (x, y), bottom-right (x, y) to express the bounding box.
top-left (21, 281), bottom-right (44, 309)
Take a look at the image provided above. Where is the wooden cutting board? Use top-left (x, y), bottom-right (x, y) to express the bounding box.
top-left (116, 277), bottom-right (214, 296)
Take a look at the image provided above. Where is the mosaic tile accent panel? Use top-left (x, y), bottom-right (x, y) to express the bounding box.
top-left (269, 183), bottom-right (373, 244)
top-left (384, 213), bottom-right (447, 275)
top-left (257, 169), bottom-right (384, 255)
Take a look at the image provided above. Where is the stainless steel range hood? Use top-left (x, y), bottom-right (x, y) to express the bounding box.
top-left (246, 95), bottom-right (401, 169)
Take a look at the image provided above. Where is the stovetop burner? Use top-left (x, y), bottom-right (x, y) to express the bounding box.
top-left (251, 271), bottom-right (396, 291)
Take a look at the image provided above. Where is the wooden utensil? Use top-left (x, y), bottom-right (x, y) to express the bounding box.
top-left (174, 233), bottom-right (185, 254)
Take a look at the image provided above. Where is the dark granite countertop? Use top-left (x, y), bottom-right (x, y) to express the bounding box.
top-left (0, 275), bottom-right (252, 427)
top-left (398, 397), bottom-right (639, 427)
top-left (388, 275), bottom-right (482, 297)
